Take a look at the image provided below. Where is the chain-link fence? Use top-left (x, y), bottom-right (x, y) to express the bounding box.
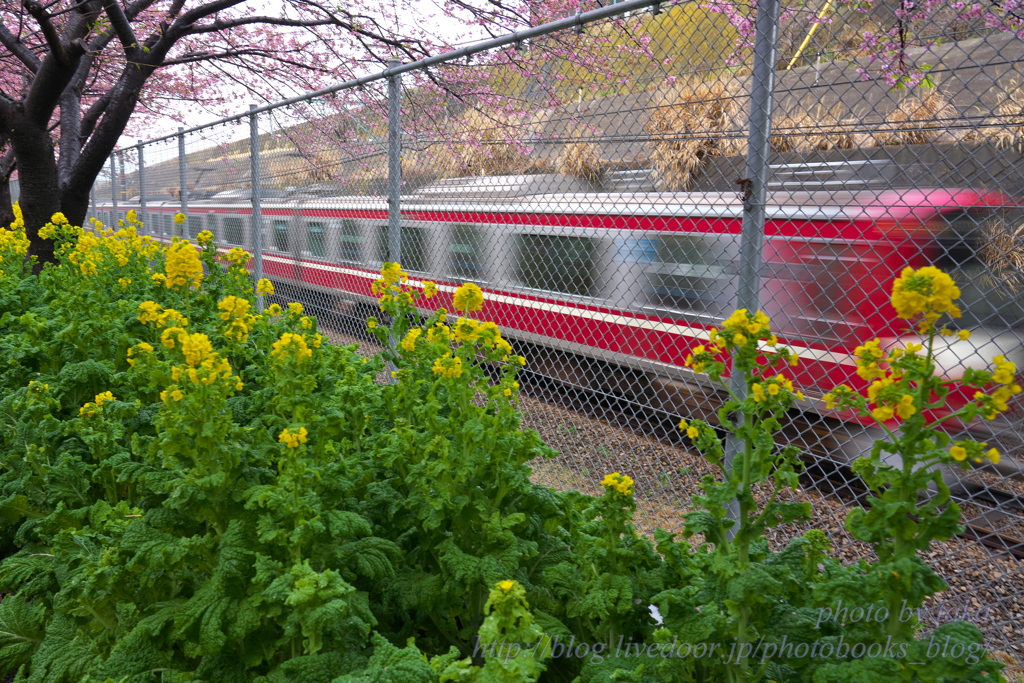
top-left (100, 0), bottom-right (1024, 673)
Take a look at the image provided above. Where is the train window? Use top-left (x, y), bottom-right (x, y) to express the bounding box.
top-left (373, 225), bottom-right (429, 271)
top-left (448, 224), bottom-right (486, 280)
top-left (401, 227), bottom-right (429, 273)
top-left (514, 234), bottom-right (598, 297)
top-left (338, 220), bottom-right (362, 263)
top-left (185, 214), bottom-right (199, 240)
top-left (645, 235), bottom-right (733, 316)
top-left (224, 217), bottom-right (244, 246)
top-left (307, 222), bottom-right (327, 258)
top-left (373, 225), bottom-right (391, 264)
top-left (162, 213), bottom-right (173, 237)
top-left (272, 220), bottom-right (289, 251)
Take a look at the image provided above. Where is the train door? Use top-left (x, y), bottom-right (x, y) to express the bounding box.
top-left (609, 234), bottom-right (657, 313)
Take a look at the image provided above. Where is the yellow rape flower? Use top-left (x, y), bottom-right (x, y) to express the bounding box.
top-left (161, 327), bottom-right (186, 349)
top-left (174, 212), bottom-right (186, 224)
top-left (423, 281), bottom-right (438, 298)
top-left (94, 391), bottom-right (115, 406)
top-left (256, 278), bottom-right (274, 296)
top-left (271, 332), bottom-right (312, 363)
top-left (164, 241), bottom-right (204, 289)
top-left (367, 319), bottom-right (377, 329)
top-left (288, 302), bottom-right (304, 315)
top-left (896, 394), bottom-right (917, 419)
top-left (453, 317), bottom-right (481, 343)
top-left (400, 328), bottom-right (422, 352)
top-left (600, 472), bottom-right (634, 496)
top-left (992, 355), bottom-right (1017, 385)
top-left (950, 445), bottom-right (968, 462)
top-left (218, 296), bottom-right (250, 321)
top-left (426, 323), bottom-right (450, 343)
top-left (197, 230), bottom-right (214, 246)
top-left (179, 333), bottom-right (214, 367)
top-left (498, 580), bottom-right (516, 592)
top-left (872, 405), bottom-right (895, 422)
top-left (160, 388), bottom-right (184, 403)
top-left (891, 266), bottom-right (961, 326)
top-left (751, 383), bottom-right (766, 402)
top-left (854, 338), bottom-right (887, 381)
top-left (126, 342), bottom-right (154, 367)
top-left (453, 282), bottom-right (484, 312)
top-left (381, 262), bottom-right (406, 285)
top-left (225, 247), bottom-right (250, 266)
top-left (137, 301), bottom-right (162, 324)
top-left (267, 303), bottom-right (282, 316)
top-left (432, 354), bottom-right (463, 378)
top-left (279, 427), bottom-right (309, 448)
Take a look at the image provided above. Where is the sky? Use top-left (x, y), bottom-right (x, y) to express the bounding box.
top-left (124, 0), bottom-right (488, 148)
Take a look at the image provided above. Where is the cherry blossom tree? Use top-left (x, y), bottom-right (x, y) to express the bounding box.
top-left (0, 0), bottom-right (438, 267)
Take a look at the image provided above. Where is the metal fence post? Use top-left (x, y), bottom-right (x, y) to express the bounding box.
top-left (89, 185), bottom-right (96, 227)
top-left (723, 0), bottom-right (782, 537)
top-left (137, 141), bottom-right (147, 233)
top-left (387, 59), bottom-right (402, 266)
top-left (178, 128), bottom-right (188, 238)
top-left (110, 155), bottom-right (118, 223)
top-left (250, 104), bottom-right (265, 312)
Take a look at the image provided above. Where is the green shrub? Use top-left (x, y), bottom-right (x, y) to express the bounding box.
top-left (0, 211), bottom-right (1011, 682)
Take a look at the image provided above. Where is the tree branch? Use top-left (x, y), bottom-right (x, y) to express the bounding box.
top-left (0, 22), bottom-right (41, 72)
top-left (102, 0), bottom-right (140, 52)
top-left (79, 90), bottom-right (112, 141)
top-left (160, 46), bottom-right (308, 66)
top-left (186, 15), bottom-right (342, 34)
top-left (124, 0), bottom-right (164, 20)
top-left (23, 0), bottom-right (69, 65)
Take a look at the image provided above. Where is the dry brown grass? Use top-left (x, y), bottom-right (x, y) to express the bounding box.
top-left (990, 78), bottom-right (1024, 152)
top-left (430, 110), bottom-right (531, 178)
top-left (875, 89), bottom-right (965, 146)
top-left (771, 104), bottom-right (859, 153)
top-left (260, 147), bottom-right (338, 188)
top-left (555, 129), bottom-right (604, 184)
top-left (978, 210), bottom-right (1024, 294)
top-left (645, 74), bottom-right (747, 190)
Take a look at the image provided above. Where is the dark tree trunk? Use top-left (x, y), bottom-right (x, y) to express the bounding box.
top-left (9, 110), bottom-right (60, 272)
top-left (60, 188), bottom-right (91, 228)
top-left (0, 179), bottom-right (12, 230)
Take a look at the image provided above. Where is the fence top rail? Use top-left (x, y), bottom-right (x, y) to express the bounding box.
top-left (126, 0), bottom-right (670, 150)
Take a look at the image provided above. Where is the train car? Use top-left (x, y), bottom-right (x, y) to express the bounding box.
top-left (98, 176), bottom-right (1024, 474)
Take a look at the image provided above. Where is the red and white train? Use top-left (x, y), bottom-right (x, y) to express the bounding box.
top-left (96, 173), bottom-right (1024, 466)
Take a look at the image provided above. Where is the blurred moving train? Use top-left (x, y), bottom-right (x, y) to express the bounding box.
top-left (94, 169), bottom-right (1024, 471)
